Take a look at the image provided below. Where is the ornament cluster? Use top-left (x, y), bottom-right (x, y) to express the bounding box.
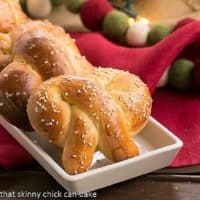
top-left (19, 0), bottom-right (177, 47)
top-left (20, 0), bottom-right (189, 48)
top-left (67, 0), bottom-right (151, 47)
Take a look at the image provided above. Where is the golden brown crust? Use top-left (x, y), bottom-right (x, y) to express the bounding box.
top-left (0, 0), bottom-right (28, 70)
top-left (0, 0), bottom-right (28, 33)
top-left (0, 20), bottom-right (93, 130)
top-left (0, 61), bottom-right (42, 130)
top-left (0, 33), bottom-right (12, 70)
top-left (88, 68), bottom-right (152, 137)
top-left (11, 20), bottom-right (94, 77)
top-left (27, 69), bottom-right (152, 175)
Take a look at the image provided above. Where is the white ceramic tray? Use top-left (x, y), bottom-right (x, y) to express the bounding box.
top-left (0, 116), bottom-right (183, 192)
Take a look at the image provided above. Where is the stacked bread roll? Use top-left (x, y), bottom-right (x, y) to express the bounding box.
top-left (0, 0), bottom-right (152, 175)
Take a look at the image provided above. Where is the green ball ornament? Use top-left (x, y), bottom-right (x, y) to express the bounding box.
top-left (103, 10), bottom-right (129, 40)
top-left (148, 25), bottom-right (171, 45)
top-left (64, 0), bottom-right (85, 13)
top-left (169, 59), bottom-right (195, 90)
top-left (51, 0), bottom-right (64, 7)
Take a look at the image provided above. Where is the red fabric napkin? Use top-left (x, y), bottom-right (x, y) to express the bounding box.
top-left (0, 126), bottom-right (34, 169)
top-left (0, 20), bottom-right (200, 169)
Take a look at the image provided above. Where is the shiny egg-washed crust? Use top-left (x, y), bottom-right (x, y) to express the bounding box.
top-left (0, 20), bottom-right (93, 130)
top-left (0, 33), bottom-right (12, 70)
top-left (27, 68), bottom-right (152, 175)
top-left (0, 0), bottom-right (28, 33)
top-left (0, 0), bottom-right (29, 69)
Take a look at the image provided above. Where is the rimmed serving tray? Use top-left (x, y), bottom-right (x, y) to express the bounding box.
top-left (0, 116), bottom-right (183, 192)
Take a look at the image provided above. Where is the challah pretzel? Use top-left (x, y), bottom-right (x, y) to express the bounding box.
top-left (0, 20), bottom-right (93, 129)
top-left (0, 0), bottom-right (28, 69)
top-left (27, 68), bottom-right (152, 175)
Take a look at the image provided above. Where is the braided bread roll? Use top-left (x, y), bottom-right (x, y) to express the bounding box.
top-left (0, 20), bottom-right (93, 129)
top-left (27, 68), bottom-right (152, 175)
top-left (0, 0), bottom-right (28, 69)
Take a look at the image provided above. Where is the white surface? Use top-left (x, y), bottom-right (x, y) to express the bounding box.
top-left (0, 116), bottom-right (183, 192)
